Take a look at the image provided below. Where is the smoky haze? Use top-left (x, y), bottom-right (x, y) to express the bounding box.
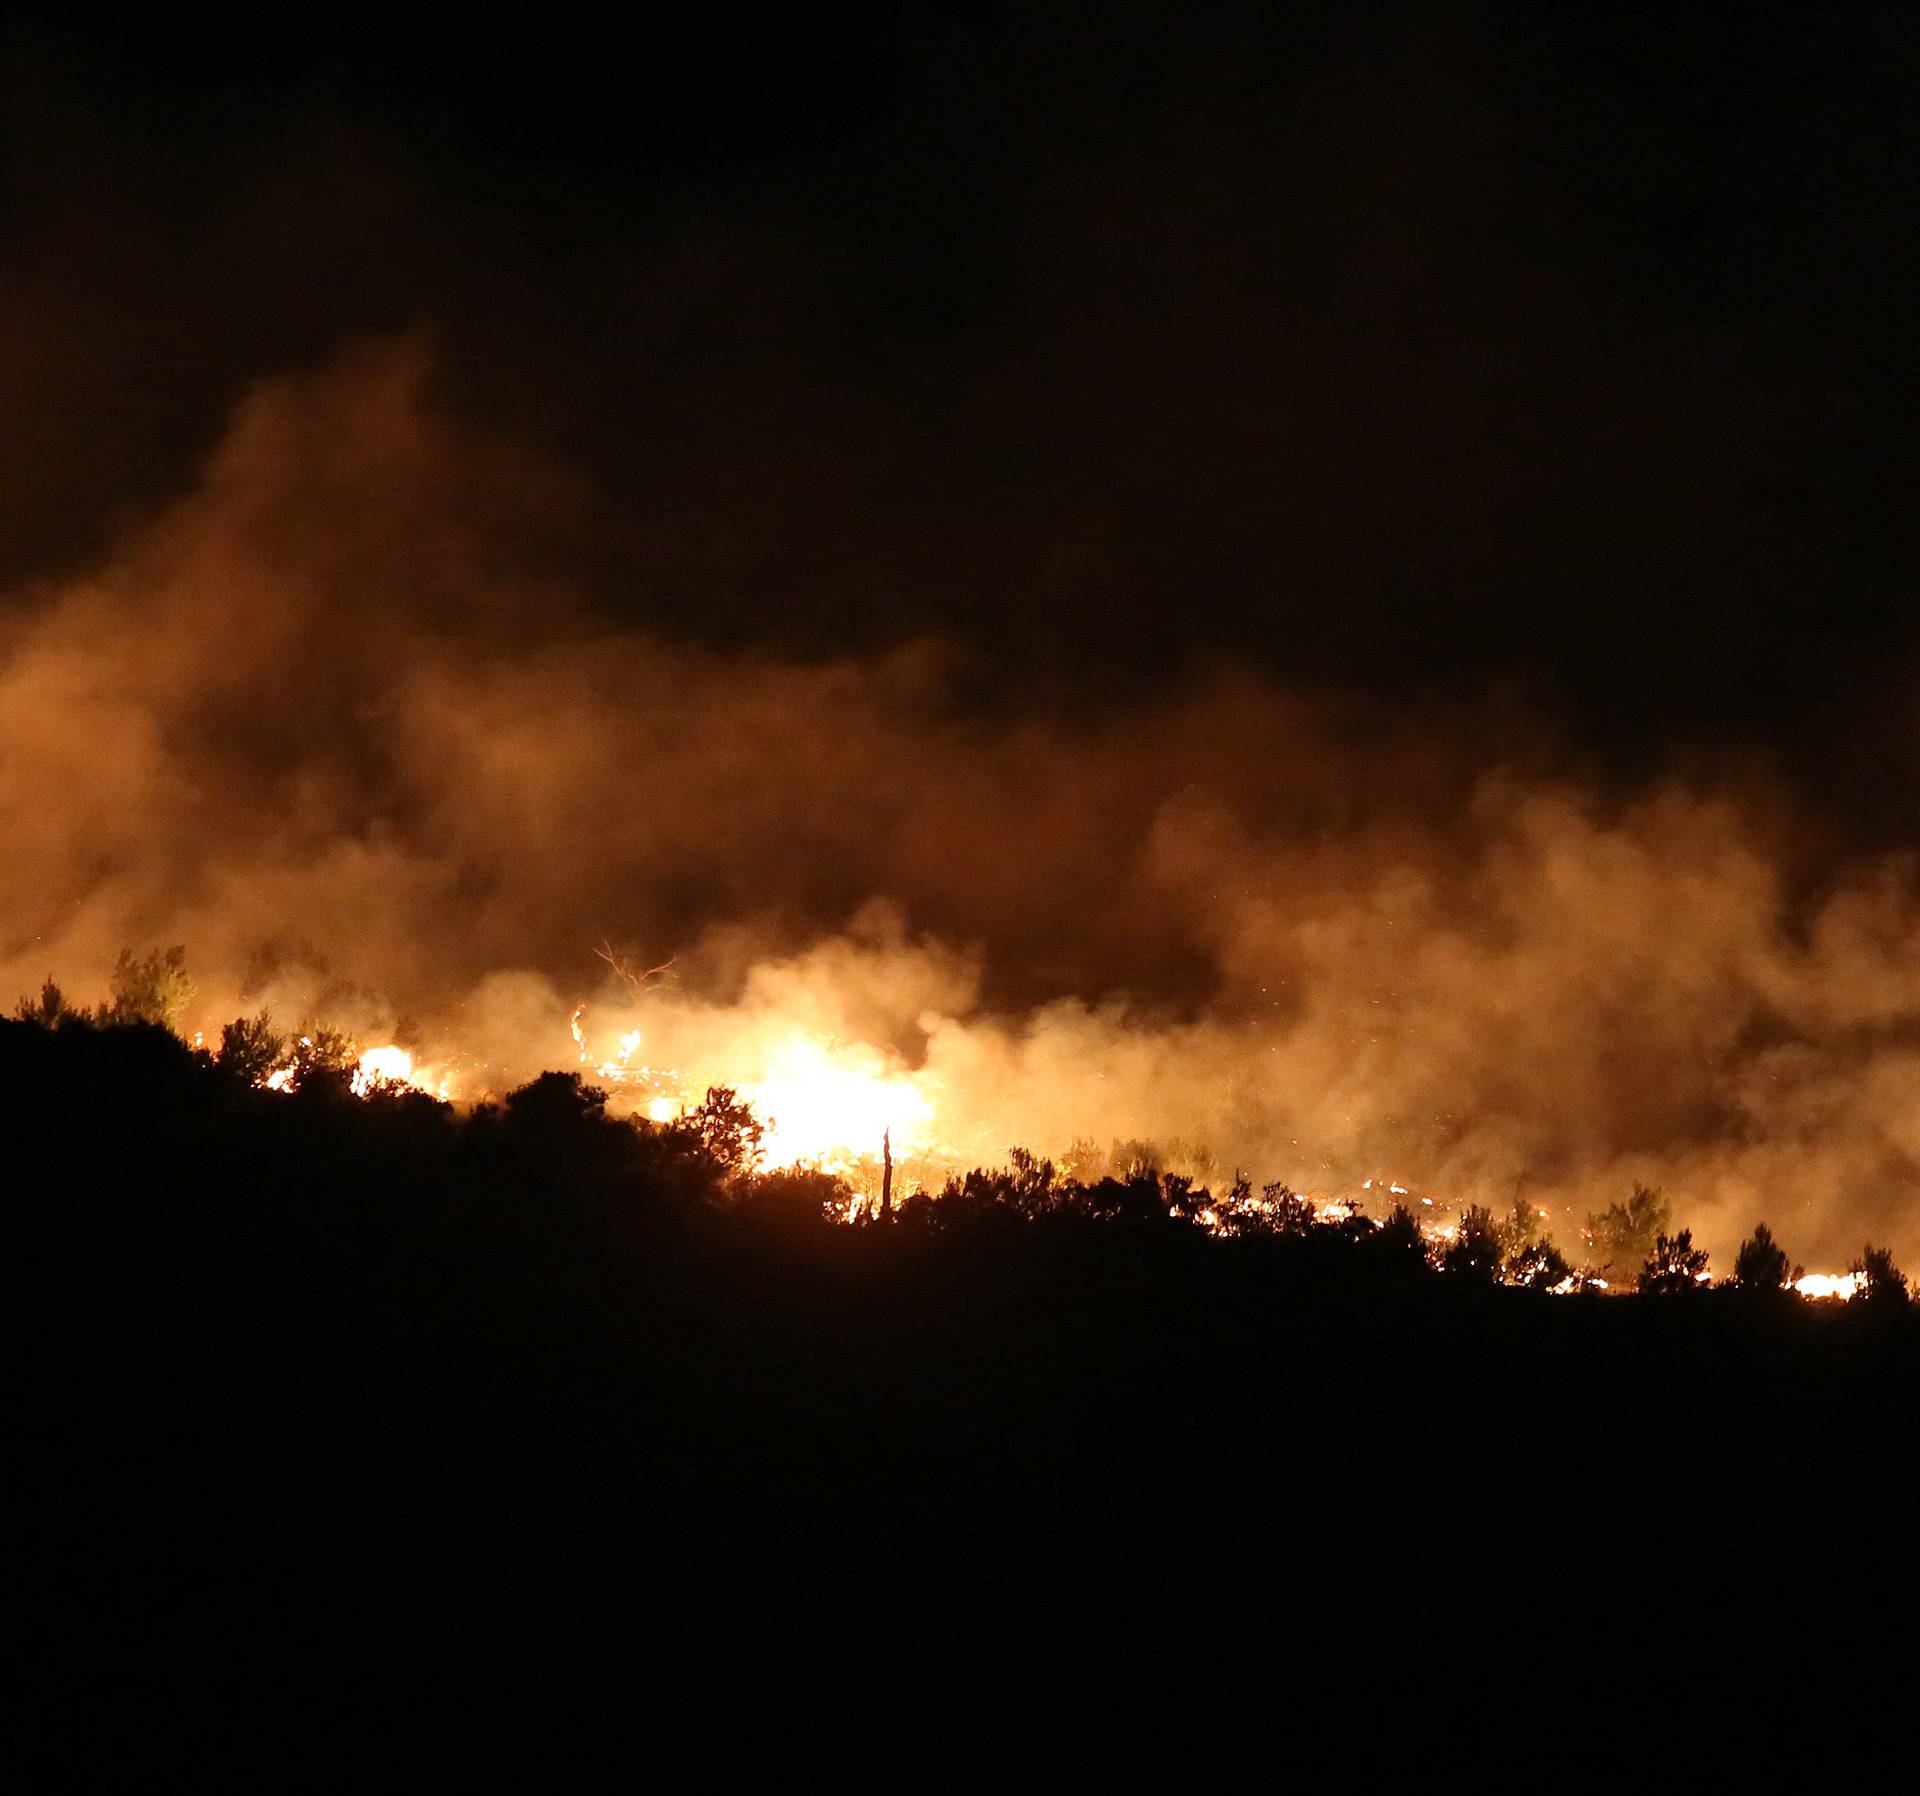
top-left (4, 341), bottom-right (1920, 1265)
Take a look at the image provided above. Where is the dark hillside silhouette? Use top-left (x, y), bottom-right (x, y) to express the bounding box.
top-left (8, 1010), bottom-right (1916, 1766)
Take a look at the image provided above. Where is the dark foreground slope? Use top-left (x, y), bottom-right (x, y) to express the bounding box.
top-left (9, 1019), bottom-right (1916, 1768)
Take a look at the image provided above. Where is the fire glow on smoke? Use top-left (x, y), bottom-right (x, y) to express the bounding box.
top-left (568, 1004), bottom-right (933, 1170)
top-left (6, 343), bottom-right (1918, 1272)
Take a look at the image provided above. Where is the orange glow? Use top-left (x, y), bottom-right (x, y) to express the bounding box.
top-left (1792, 1270), bottom-right (1862, 1302)
top-left (351, 1044), bottom-right (455, 1099)
top-left (744, 1035), bottom-right (934, 1170)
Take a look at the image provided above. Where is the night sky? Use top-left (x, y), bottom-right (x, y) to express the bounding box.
top-left (6, 7), bottom-right (1917, 788)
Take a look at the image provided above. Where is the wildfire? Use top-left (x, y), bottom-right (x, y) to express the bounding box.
top-left (743, 1035), bottom-right (935, 1170)
top-left (567, 1002), bottom-right (939, 1172)
top-left (353, 1044), bottom-right (415, 1092)
top-left (249, 1039), bottom-right (453, 1099)
top-left (571, 1006), bottom-right (653, 1085)
top-left (187, 996), bottom-right (1907, 1281)
top-left (351, 1044), bottom-right (455, 1099)
top-left (1792, 1271), bottom-right (1862, 1302)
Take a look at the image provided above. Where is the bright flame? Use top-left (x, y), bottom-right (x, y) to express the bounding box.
top-left (353, 1044), bottom-right (416, 1091)
top-left (744, 1035), bottom-right (933, 1170)
top-left (1793, 1270), bottom-right (1862, 1302)
top-left (350, 1044), bottom-right (454, 1100)
top-left (571, 1008), bottom-right (655, 1085)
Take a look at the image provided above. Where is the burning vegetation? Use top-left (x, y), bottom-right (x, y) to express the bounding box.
top-left (6, 345), bottom-right (1920, 1272)
top-left (15, 949), bottom-right (1911, 1309)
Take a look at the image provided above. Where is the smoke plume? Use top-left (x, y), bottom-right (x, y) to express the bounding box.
top-left (5, 340), bottom-right (1918, 1263)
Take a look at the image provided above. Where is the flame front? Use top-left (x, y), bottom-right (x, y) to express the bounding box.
top-left (569, 1000), bottom-right (941, 1173)
top-left (1792, 1271), bottom-right (1862, 1302)
top-left (353, 1045), bottom-right (419, 1094)
top-left (207, 993), bottom-right (1904, 1284)
top-left (744, 1036), bottom-right (934, 1170)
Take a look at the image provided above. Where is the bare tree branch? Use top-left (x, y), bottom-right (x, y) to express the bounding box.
top-left (593, 941), bottom-right (675, 998)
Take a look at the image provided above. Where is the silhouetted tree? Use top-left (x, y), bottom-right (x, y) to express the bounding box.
top-left (283, 1022), bottom-right (358, 1093)
top-left (1849, 1244), bottom-right (1911, 1310)
top-left (1730, 1223), bottom-right (1797, 1295)
top-left (1585, 1183), bottom-right (1670, 1283)
top-left (1206, 1172), bottom-right (1267, 1238)
top-left (1639, 1229), bottom-right (1710, 1296)
top-left (1505, 1237), bottom-right (1573, 1290)
top-left (926, 1166), bottom-right (1031, 1230)
top-left (1260, 1181), bottom-right (1318, 1237)
top-left (1005, 1147), bottom-right (1061, 1218)
top-left (1083, 1168), bottom-right (1169, 1227)
top-left (103, 946), bottom-right (194, 1031)
top-left (1159, 1171), bottom-right (1210, 1226)
top-left (1498, 1194), bottom-right (1539, 1257)
top-left (1498, 1195), bottom-right (1569, 1287)
top-left (1368, 1202), bottom-right (1432, 1272)
top-left (12, 978), bottom-right (69, 1026)
top-left (734, 1165), bottom-right (849, 1238)
top-left (672, 1086), bottom-right (764, 1177)
top-left (504, 1069), bottom-right (610, 1127)
top-left (218, 1012), bottom-right (285, 1087)
top-left (1441, 1204), bottom-right (1503, 1284)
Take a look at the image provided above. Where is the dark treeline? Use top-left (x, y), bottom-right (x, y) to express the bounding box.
top-left (21, 954), bottom-right (1915, 1300)
top-left (11, 1008), bottom-right (1917, 1766)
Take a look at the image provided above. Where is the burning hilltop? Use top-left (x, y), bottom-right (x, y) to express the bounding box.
top-left (5, 342), bottom-right (1920, 1267)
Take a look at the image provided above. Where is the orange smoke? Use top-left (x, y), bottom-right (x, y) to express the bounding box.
top-left (5, 340), bottom-right (1920, 1265)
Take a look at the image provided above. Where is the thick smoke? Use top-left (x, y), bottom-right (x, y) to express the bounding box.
top-left (5, 341), bottom-right (1918, 1263)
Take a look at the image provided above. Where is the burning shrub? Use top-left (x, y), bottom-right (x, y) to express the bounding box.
top-left (279, 1023), bottom-right (359, 1095)
top-left (1441, 1204), bottom-right (1504, 1284)
top-left (668, 1086), bottom-right (766, 1178)
top-left (218, 1012), bottom-right (285, 1086)
top-left (1638, 1229), bottom-right (1711, 1296)
top-left (1258, 1181), bottom-right (1319, 1237)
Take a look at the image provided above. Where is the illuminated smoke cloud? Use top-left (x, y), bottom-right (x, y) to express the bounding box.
top-left (5, 339), bottom-right (1919, 1263)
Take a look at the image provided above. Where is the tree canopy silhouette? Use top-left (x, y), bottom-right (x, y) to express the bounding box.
top-left (1639, 1228), bottom-right (1712, 1296)
top-left (1442, 1204), bottom-right (1504, 1285)
top-left (1850, 1244), bottom-right (1911, 1310)
top-left (1731, 1223), bottom-right (1798, 1295)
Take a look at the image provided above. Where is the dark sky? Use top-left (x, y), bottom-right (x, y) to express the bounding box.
top-left (5, 5), bottom-right (1918, 773)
